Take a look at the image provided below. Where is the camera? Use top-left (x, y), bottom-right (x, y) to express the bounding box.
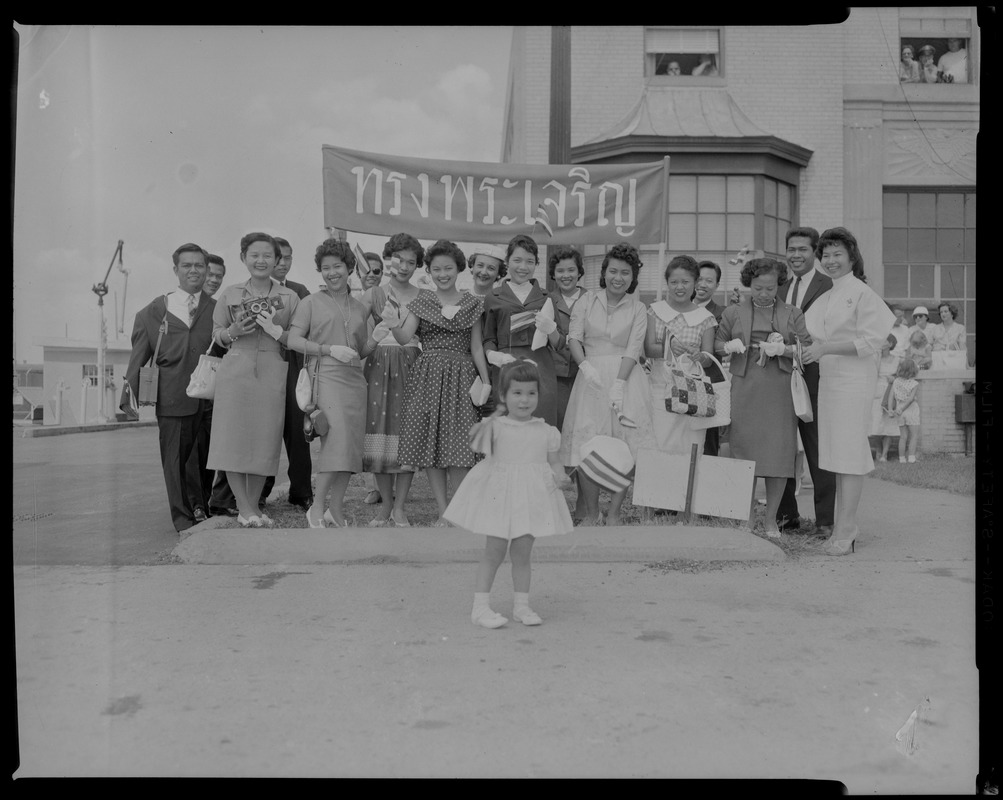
top-left (236, 296), bottom-right (284, 319)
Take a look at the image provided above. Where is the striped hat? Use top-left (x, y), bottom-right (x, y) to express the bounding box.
top-left (578, 436), bottom-right (635, 492)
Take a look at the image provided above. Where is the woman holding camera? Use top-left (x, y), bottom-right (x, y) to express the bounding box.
top-left (286, 239), bottom-right (373, 529)
top-left (208, 232), bottom-right (301, 528)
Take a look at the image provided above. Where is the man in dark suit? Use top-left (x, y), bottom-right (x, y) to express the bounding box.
top-left (695, 260), bottom-right (726, 456)
top-left (775, 227), bottom-right (835, 536)
top-left (260, 236), bottom-right (314, 510)
top-left (121, 243), bottom-right (217, 533)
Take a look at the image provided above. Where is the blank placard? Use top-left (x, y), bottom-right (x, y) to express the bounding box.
top-left (632, 447), bottom-right (756, 521)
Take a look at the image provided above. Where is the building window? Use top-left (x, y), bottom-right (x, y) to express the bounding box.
top-left (575, 174), bottom-right (795, 299)
top-left (899, 9), bottom-right (973, 84)
top-left (883, 189), bottom-right (976, 361)
top-left (645, 27), bottom-right (722, 78)
top-left (82, 364), bottom-right (114, 387)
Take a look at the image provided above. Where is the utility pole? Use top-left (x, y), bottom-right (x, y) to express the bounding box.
top-left (547, 25), bottom-right (572, 291)
top-left (91, 240), bottom-right (124, 423)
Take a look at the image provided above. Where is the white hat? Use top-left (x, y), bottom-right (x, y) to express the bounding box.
top-left (469, 243), bottom-right (507, 262)
top-left (912, 305), bottom-right (929, 317)
top-left (578, 436), bottom-right (635, 492)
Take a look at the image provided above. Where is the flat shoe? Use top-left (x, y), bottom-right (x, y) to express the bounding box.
top-left (764, 529), bottom-right (782, 539)
top-left (305, 507), bottom-right (326, 529)
top-left (367, 517), bottom-right (390, 528)
top-left (258, 513), bottom-right (274, 527)
top-left (237, 514), bottom-right (262, 528)
top-left (513, 608), bottom-right (542, 626)
top-left (431, 518), bottom-right (450, 528)
top-left (324, 509), bottom-right (341, 528)
top-left (363, 490), bottom-right (382, 505)
top-left (472, 609), bottom-right (508, 629)
top-left (390, 511), bottom-right (411, 528)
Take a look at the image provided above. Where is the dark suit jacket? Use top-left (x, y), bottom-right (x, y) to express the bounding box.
top-left (482, 280), bottom-right (550, 350)
top-left (549, 288), bottom-right (584, 379)
top-left (703, 299), bottom-right (725, 322)
top-left (278, 278), bottom-right (311, 370)
top-left (121, 293), bottom-right (217, 417)
top-left (716, 298), bottom-right (810, 378)
top-left (780, 270), bottom-right (832, 314)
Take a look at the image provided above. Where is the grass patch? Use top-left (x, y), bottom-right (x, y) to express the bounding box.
top-left (869, 453), bottom-right (975, 496)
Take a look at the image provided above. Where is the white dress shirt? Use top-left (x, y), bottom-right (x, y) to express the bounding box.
top-left (168, 290), bottom-right (202, 328)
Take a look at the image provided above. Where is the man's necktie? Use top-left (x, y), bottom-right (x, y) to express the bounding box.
top-left (790, 276), bottom-right (802, 308)
top-left (187, 294), bottom-right (197, 324)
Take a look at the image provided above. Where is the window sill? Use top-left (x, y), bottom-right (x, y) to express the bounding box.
top-left (646, 76), bottom-right (726, 88)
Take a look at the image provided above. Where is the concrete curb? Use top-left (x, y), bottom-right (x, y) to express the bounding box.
top-left (173, 523), bottom-right (785, 565)
top-left (14, 420), bottom-right (158, 437)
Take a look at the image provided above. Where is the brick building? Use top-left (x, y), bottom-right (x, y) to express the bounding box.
top-left (501, 12), bottom-right (979, 452)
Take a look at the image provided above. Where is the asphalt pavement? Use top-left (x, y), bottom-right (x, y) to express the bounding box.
top-left (12, 421), bottom-right (983, 788)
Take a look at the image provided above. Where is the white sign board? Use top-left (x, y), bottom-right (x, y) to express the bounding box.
top-left (632, 447), bottom-right (756, 522)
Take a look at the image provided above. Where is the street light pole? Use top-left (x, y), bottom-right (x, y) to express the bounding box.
top-left (91, 240), bottom-right (124, 423)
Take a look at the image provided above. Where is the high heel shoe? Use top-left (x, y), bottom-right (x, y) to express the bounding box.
top-left (305, 507), bottom-right (326, 529)
top-left (237, 514), bottom-right (263, 528)
top-left (823, 526), bottom-right (858, 556)
top-left (389, 510), bottom-right (411, 528)
top-left (323, 509), bottom-right (341, 528)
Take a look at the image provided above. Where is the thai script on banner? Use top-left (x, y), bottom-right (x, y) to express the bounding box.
top-left (322, 145), bottom-right (668, 245)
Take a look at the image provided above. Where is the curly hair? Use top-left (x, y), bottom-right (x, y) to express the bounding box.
top-left (664, 255), bottom-right (700, 284)
top-left (547, 245), bottom-right (584, 281)
top-left (313, 238), bottom-right (357, 272)
top-left (599, 242), bottom-right (643, 294)
top-left (936, 301), bottom-right (961, 322)
top-left (817, 227), bottom-right (865, 281)
top-left (740, 257), bottom-right (789, 287)
top-left (239, 232), bottom-right (280, 260)
top-left (505, 234), bottom-right (539, 264)
top-left (424, 239), bottom-right (467, 271)
top-left (382, 233), bottom-right (425, 267)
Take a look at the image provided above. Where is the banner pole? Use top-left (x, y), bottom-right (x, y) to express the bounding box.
top-left (656, 156), bottom-right (670, 301)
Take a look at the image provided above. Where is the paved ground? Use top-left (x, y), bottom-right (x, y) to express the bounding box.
top-left (11, 421), bottom-right (984, 788)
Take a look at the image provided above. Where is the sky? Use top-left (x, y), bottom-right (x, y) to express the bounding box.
top-left (12, 25), bottom-right (514, 364)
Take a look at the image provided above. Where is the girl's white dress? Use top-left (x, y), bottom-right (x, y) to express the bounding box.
top-left (443, 416), bottom-right (573, 540)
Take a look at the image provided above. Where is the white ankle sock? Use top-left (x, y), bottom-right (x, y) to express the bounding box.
top-left (473, 592), bottom-right (492, 614)
top-left (513, 592), bottom-right (531, 612)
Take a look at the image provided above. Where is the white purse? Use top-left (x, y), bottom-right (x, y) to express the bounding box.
top-left (295, 362), bottom-right (313, 411)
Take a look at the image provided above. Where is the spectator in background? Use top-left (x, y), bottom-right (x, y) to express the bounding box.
top-left (693, 260), bottom-right (726, 456)
top-left (887, 303), bottom-right (910, 354)
top-left (188, 252), bottom-right (226, 519)
top-left (929, 301), bottom-right (967, 353)
top-left (691, 53), bottom-right (718, 76)
top-left (260, 236), bottom-right (314, 511)
top-left (898, 45), bottom-right (921, 83)
top-left (937, 38), bottom-right (968, 84)
top-left (666, 61), bottom-right (681, 76)
top-left (906, 328), bottom-right (933, 370)
top-left (203, 254), bottom-right (226, 297)
top-left (908, 305), bottom-right (931, 340)
top-left (918, 45), bottom-right (940, 83)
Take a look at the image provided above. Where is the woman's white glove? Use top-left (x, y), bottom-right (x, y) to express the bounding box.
top-left (486, 350), bottom-right (517, 367)
top-left (328, 345), bottom-right (359, 362)
top-left (371, 321), bottom-right (392, 343)
top-left (579, 360), bottom-right (603, 390)
top-left (759, 340), bottom-right (786, 358)
top-left (534, 313), bottom-right (557, 335)
top-left (380, 301), bottom-right (403, 328)
top-left (609, 379), bottom-right (626, 409)
top-left (255, 309), bottom-right (283, 340)
top-left (722, 338), bottom-right (746, 355)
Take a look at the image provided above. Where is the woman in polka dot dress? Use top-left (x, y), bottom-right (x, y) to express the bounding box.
top-left (357, 233), bottom-right (424, 528)
top-left (383, 239), bottom-right (492, 526)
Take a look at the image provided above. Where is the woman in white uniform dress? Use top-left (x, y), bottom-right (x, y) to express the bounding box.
top-left (802, 227), bottom-right (895, 555)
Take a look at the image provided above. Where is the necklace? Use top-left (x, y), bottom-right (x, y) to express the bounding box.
top-left (330, 289), bottom-right (352, 339)
top-left (752, 298), bottom-right (776, 309)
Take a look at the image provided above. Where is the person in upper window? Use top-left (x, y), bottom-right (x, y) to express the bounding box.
top-left (937, 38), bottom-right (968, 84)
top-left (691, 53), bottom-right (718, 77)
top-left (918, 45), bottom-right (940, 84)
top-left (665, 61), bottom-right (681, 76)
top-left (898, 45), bottom-right (921, 83)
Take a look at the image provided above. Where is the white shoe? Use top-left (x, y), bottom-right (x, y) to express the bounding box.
top-left (471, 608), bottom-right (508, 628)
top-left (907, 455), bottom-right (917, 463)
top-left (512, 607), bottom-right (542, 626)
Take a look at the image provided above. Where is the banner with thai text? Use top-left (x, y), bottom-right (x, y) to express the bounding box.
top-left (322, 145), bottom-right (669, 245)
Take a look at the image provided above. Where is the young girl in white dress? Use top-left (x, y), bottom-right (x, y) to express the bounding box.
top-left (890, 357), bottom-right (921, 463)
top-left (443, 360), bottom-right (574, 628)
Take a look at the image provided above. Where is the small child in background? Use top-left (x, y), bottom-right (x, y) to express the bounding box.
top-left (871, 334), bottom-right (901, 461)
top-left (906, 329), bottom-right (932, 370)
top-left (443, 360), bottom-right (573, 628)
top-left (890, 357), bottom-right (921, 463)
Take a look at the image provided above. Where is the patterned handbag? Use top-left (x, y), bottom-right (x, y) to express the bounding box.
top-left (663, 336), bottom-right (717, 418)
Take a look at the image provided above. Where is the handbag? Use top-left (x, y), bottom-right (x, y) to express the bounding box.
top-left (303, 359), bottom-right (330, 442)
top-left (186, 343), bottom-right (222, 400)
top-left (790, 340), bottom-right (814, 423)
top-left (295, 365), bottom-right (313, 411)
top-left (663, 336), bottom-right (717, 418)
top-left (137, 303), bottom-right (169, 406)
top-left (689, 351), bottom-right (731, 430)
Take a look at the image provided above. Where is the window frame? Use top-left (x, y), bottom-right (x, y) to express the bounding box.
top-left (644, 25), bottom-right (726, 85)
